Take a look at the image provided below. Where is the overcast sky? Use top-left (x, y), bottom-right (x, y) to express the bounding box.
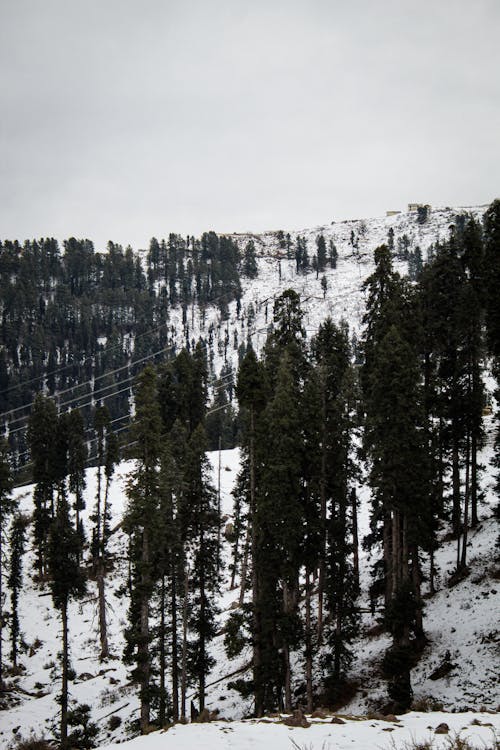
top-left (1, 0), bottom-right (499, 250)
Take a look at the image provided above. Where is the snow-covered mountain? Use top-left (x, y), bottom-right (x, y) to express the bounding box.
top-left (167, 204), bottom-right (490, 381)
top-left (0, 204), bottom-right (498, 749)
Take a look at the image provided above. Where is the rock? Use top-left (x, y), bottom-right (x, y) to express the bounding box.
top-left (330, 716), bottom-right (346, 724)
top-left (78, 672), bottom-right (94, 681)
top-left (434, 723), bottom-right (449, 734)
top-left (429, 661), bottom-right (455, 681)
top-left (311, 709), bottom-right (327, 719)
top-left (283, 709), bottom-right (311, 728)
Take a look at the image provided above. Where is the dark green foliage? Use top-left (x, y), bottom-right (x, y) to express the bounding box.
top-left (184, 424), bottom-right (220, 710)
top-left (48, 493), bottom-right (86, 611)
top-left (48, 490), bottom-right (86, 747)
top-left (0, 230), bottom-right (245, 471)
top-left (65, 409), bottom-right (87, 547)
top-left (316, 234), bottom-right (327, 272)
top-left (27, 395), bottom-right (58, 576)
top-left (242, 241), bottom-right (258, 279)
top-left (66, 704), bottom-right (98, 749)
top-left (483, 199), bottom-right (500, 359)
top-left (329, 239), bottom-right (338, 268)
top-left (417, 205), bottom-right (429, 224)
top-left (224, 610), bottom-right (248, 659)
top-left (8, 513), bottom-right (29, 667)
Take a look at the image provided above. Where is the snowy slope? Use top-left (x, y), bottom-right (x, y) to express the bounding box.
top-left (1, 438), bottom-right (498, 747)
top-left (95, 712), bottom-right (500, 750)
top-left (166, 204), bottom-right (490, 386)
top-left (137, 206), bottom-right (488, 370)
top-left (0, 204), bottom-right (498, 748)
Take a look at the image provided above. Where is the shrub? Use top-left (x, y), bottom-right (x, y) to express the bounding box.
top-left (108, 714), bottom-right (122, 730)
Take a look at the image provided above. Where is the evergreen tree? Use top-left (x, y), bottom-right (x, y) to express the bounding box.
top-left (8, 513), bottom-right (29, 669)
top-left (27, 394), bottom-right (58, 577)
top-left (316, 234), bottom-right (327, 272)
top-left (256, 353), bottom-right (304, 712)
top-left (236, 345), bottom-right (268, 715)
top-left (184, 424), bottom-right (219, 712)
top-left (65, 409), bottom-right (87, 552)
top-left (48, 490), bottom-right (87, 748)
top-left (242, 241), bottom-right (258, 279)
top-left (365, 326), bottom-right (430, 710)
top-left (311, 321), bottom-right (360, 699)
top-left (123, 364), bottom-right (162, 733)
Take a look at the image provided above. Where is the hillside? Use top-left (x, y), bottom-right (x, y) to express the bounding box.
top-left (0, 203), bottom-right (498, 749)
top-left (0, 435), bottom-right (498, 746)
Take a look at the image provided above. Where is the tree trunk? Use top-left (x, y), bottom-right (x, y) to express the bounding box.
top-left (317, 386), bottom-right (327, 643)
top-left (383, 510), bottom-right (393, 608)
top-left (283, 643), bottom-right (292, 713)
top-left (180, 569), bottom-right (189, 721)
top-left (61, 603), bottom-right (69, 748)
top-left (216, 436), bottom-right (222, 576)
top-left (429, 547), bottom-right (436, 596)
top-left (471, 431), bottom-right (478, 527)
top-left (452, 421), bottom-right (461, 538)
top-left (159, 574), bottom-right (166, 726)
top-left (249, 409), bottom-right (263, 718)
top-left (392, 510), bottom-right (400, 598)
top-left (351, 487), bottom-right (359, 591)
top-left (95, 460), bottom-right (102, 565)
top-left (305, 570), bottom-right (313, 713)
top-left (171, 568), bottom-right (179, 722)
top-left (139, 528), bottom-right (150, 734)
top-left (238, 525), bottom-right (250, 605)
top-left (199, 528), bottom-right (206, 712)
top-left (460, 428), bottom-right (471, 570)
top-left (230, 500), bottom-right (241, 591)
top-left (97, 561), bottom-right (109, 660)
top-left (411, 545), bottom-right (425, 643)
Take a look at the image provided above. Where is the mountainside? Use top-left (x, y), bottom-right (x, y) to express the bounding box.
top-left (0, 441), bottom-right (498, 747)
top-left (0, 203), bottom-right (491, 470)
top-left (0, 203), bottom-right (498, 749)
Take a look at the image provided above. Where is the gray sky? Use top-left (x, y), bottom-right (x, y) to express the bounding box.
top-left (1, 0), bottom-right (499, 250)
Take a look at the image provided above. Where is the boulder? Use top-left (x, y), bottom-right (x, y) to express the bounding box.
top-left (434, 723), bottom-right (449, 734)
top-left (283, 709), bottom-right (311, 728)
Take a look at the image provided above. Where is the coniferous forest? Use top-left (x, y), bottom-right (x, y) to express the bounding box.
top-left (0, 202), bottom-right (499, 743)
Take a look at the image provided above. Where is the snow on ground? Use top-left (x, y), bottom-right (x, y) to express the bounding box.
top-left (97, 712), bottom-right (500, 750)
top-left (1, 437), bottom-right (498, 747)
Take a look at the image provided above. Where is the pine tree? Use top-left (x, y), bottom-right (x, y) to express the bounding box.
top-left (184, 424), bottom-right (219, 713)
top-left (8, 513), bottom-right (29, 669)
top-left (236, 345), bottom-right (268, 715)
top-left (242, 241), bottom-right (258, 279)
top-left (316, 234), bottom-right (327, 272)
top-left (365, 325), bottom-right (430, 710)
top-left (27, 394), bottom-right (58, 577)
top-left (257, 353), bottom-right (304, 712)
top-left (311, 321), bottom-right (360, 699)
top-left (123, 364), bottom-right (162, 733)
top-left (48, 491), bottom-right (87, 747)
top-left (65, 409), bottom-right (87, 553)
